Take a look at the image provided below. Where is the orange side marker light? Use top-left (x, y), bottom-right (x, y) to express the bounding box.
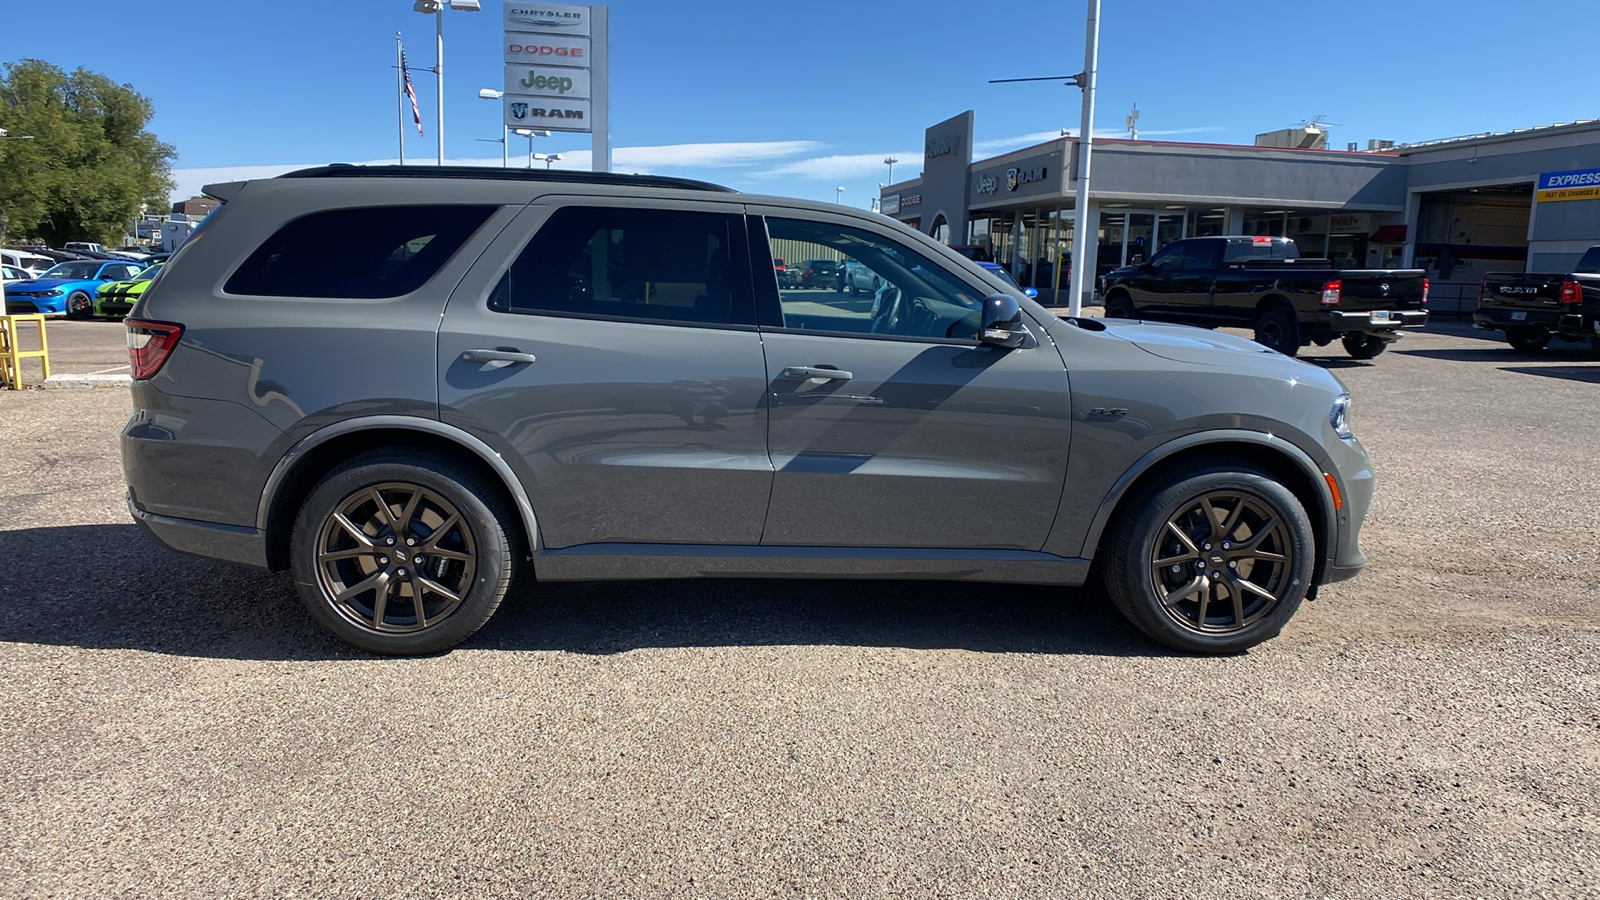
top-left (1323, 473), bottom-right (1342, 511)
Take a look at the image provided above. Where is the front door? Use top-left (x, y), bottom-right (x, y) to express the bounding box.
top-left (437, 200), bottom-right (773, 550)
top-left (750, 211), bottom-right (1073, 552)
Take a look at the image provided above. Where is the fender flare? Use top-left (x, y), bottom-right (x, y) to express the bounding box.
top-left (1077, 429), bottom-right (1336, 560)
top-left (256, 415), bottom-right (542, 551)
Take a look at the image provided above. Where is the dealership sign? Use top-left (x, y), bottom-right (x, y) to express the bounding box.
top-left (1536, 167), bottom-right (1600, 203)
top-left (502, 2), bottom-right (603, 137)
top-left (505, 3), bottom-right (590, 36)
top-left (881, 194), bottom-right (900, 215)
top-left (504, 65), bottom-right (591, 98)
top-left (503, 34), bottom-right (589, 64)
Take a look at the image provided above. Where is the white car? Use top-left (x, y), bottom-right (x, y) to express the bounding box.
top-left (841, 260), bottom-right (882, 296)
top-left (2, 264), bottom-right (32, 283)
top-left (1, 249), bottom-right (52, 277)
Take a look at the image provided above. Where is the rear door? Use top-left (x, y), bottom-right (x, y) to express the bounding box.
top-left (436, 197), bottom-right (773, 550)
top-left (748, 208), bottom-right (1073, 551)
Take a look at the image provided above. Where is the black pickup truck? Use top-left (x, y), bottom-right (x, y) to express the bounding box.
top-left (1099, 236), bottom-right (1429, 358)
top-left (1473, 245), bottom-right (1600, 353)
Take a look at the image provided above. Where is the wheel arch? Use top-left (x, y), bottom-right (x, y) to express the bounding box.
top-left (1081, 431), bottom-right (1335, 586)
top-left (257, 416), bottom-right (540, 572)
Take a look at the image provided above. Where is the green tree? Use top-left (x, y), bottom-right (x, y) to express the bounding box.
top-left (0, 60), bottom-right (176, 247)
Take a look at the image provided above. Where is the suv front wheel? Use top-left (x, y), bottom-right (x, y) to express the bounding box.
top-left (1102, 460), bottom-right (1315, 654)
top-left (290, 449), bottom-right (516, 655)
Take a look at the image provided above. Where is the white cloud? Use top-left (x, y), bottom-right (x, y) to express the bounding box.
top-left (974, 130), bottom-right (1066, 154)
top-left (753, 151), bottom-right (923, 180)
top-left (168, 140), bottom-right (824, 199)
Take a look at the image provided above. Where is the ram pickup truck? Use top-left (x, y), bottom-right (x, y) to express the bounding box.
top-left (1099, 235), bottom-right (1429, 358)
top-left (1473, 245), bottom-right (1600, 353)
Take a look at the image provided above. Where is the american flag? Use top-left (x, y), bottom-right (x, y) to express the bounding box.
top-left (400, 49), bottom-right (424, 137)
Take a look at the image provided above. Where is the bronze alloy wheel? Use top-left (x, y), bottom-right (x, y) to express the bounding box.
top-left (314, 482), bottom-right (477, 634)
top-left (1149, 491), bottom-right (1293, 635)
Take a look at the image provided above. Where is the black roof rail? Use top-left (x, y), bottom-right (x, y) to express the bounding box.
top-left (276, 165), bottom-right (737, 193)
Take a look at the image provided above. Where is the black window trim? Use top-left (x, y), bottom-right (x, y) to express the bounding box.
top-left (486, 204), bottom-right (759, 329)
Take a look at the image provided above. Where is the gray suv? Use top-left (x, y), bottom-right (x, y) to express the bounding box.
top-left (121, 166), bottom-right (1372, 655)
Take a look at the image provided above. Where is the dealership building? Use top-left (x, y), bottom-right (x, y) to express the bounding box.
top-left (879, 111), bottom-right (1600, 310)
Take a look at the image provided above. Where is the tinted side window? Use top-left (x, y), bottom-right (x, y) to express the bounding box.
top-left (225, 205), bottom-right (495, 298)
top-left (1186, 241), bottom-right (1221, 271)
top-left (1577, 247), bottom-right (1600, 273)
top-left (1147, 242), bottom-right (1184, 270)
top-left (494, 206), bottom-right (744, 326)
top-left (1223, 239), bottom-right (1297, 263)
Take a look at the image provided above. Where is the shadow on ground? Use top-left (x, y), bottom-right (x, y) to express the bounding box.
top-left (0, 524), bottom-right (1159, 662)
top-left (1398, 345), bottom-right (1598, 363)
top-left (1499, 365), bottom-right (1600, 384)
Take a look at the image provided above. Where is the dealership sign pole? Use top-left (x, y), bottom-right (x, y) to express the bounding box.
top-left (502, 2), bottom-right (609, 172)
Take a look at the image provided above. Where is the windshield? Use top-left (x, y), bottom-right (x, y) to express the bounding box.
top-left (40, 261), bottom-right (98, 280)
top-left (132, 263), bottom-right (163, 282)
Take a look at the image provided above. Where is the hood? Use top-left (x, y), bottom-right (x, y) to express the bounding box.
top-left (8, 278), bottom-right (76, 291)
top-left (1097, 319), bottom-right (1282, 365)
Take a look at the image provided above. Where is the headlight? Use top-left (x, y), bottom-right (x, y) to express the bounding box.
top-left (1330, 393), bottom-right (1353, 440)
top-left (44, 289), bottom-right (62, 297)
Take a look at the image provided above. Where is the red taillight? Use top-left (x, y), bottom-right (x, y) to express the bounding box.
top-left (1422, 277), bottom-right (1430, 307)
top-left (1320, 279), bottom-right (1342, 306)
top-left (125, 319), bottom-right (183, 379)
top-left (1560, 280), bottom-right (1582, 305)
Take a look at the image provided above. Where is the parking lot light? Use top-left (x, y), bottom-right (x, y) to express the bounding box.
top-left (479, 89), bottom-right (506, 167)
top-left (412, 0), bottom-right (481, 165)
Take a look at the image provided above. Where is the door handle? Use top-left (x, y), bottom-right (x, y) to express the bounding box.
top-left (782, 365), bottom-right (853, 382)
top-left (462, 348), bottom-right (537, 365)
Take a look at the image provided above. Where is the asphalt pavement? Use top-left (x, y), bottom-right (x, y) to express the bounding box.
top-left (0, 320), bottom-right (1596, 898)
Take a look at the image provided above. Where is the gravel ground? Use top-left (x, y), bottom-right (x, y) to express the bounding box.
top-left (0, 321), bottom-right (1596, 898)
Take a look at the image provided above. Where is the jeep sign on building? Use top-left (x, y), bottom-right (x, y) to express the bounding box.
top-left (502, 1), bottom-right (610, 171)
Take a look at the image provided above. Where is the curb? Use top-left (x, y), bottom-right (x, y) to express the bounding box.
top-left (42, 373), bottom-right (132, 388)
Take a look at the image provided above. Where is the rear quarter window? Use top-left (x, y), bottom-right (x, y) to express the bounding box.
top-left (224, 205), bottom-right (496, 298)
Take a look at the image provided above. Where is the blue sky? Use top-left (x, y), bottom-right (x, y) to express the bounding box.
top-left (0, 0), bottom-right (1589, 206)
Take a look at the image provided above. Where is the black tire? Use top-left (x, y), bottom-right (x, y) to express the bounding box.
top-left (1341, 333), bottom-right (1388, 359)
top-left (1101, 459), bottom-right (1316, 654)
top-left (1506, 327), bottom-right (1550, 353)
top-left (290, 448), bottom-right (516, 655)
top-left (1253, 306), bottom-right (1300, 357)
top-left (1103, 292), bottom-right (1136, 319)
top-left (65, 291), bottom-right (93, 319)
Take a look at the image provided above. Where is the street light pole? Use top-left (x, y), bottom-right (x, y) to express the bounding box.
top-left (478, 88), bottom-right (506, 167)
top-left (1066, 0), bottom-right (1101, 317)
top-left (884, 156), bottom-right (898, 184)
top-left (413, 0), bottom-right (481, 167)
top-left (835, 186), bottom-right (844, 204)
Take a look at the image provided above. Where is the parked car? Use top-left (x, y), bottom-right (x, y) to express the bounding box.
top-left (1, 249), bottom-right (53, 276)
top-left (2, 264), bottom-right (32, 283)
top-left (121, 164), bottom-right (1372, 657)
top-left (4, 259), bottom-right (145, 316)
top-left (773, 257), bottom-right (792, 288)
top-left (1099, 236), bottom-right (1429, 358)
top-left (1473, 245), bottom-right (1600, 353)
top-left (841, 259), bottom-right (881, 295)
top-left (798, 258), bottom-right (840, 289)
top-left (94, 262), bottom-right (164, 318)
top-left (976, 261), bottom-right (1039, 299)
top-left (63, 241), bottom-right (107, 254)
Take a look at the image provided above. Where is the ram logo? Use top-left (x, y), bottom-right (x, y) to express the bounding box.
top-left (509, 102), bottom-right (529, 121)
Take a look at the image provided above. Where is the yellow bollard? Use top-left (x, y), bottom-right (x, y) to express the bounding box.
top-left (0, 314), bottom-right (51, 390)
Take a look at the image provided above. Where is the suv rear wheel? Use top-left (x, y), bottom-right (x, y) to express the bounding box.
top-left (1102, 460), bottom-right (1315, 654)
top-left (290, 449), bottom-right (515, 655)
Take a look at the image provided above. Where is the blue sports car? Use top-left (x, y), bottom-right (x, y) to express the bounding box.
top-left (5, 259), bottom-right (146, 317)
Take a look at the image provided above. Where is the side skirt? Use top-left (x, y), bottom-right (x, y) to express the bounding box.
top-left (534, 544), bottom-right (1091, 586)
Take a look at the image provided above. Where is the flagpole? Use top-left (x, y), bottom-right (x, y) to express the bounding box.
top-left (395, 32), bottom-right (406, 166)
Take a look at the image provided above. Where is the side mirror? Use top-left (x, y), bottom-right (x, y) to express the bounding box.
top-left (1139, 263), bottom-right (1156, 274)
top-left (978, 293), bottom-right (1026, 349)
top-left (1023, 287), bottom-right (1039, 299)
